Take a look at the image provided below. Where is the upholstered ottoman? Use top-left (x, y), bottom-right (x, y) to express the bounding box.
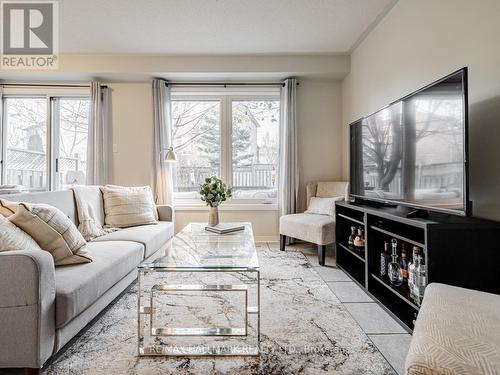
top-left (406, 283), bottom-right (500, 374)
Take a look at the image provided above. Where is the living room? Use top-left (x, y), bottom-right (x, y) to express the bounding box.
top-left (1, 0), bottom-right (499, 374)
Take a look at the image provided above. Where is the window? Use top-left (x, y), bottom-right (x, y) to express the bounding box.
top-left (3, 97), bottom-right (48, 191)
top-left (54, 98), bottom-right (90, 190)
top-left (171, 100), bottom-right (221, 199)
top-left (231, 100), bottom-right (280, 200)
top-left (171, 89), bottom-right (280, 205)
top-left (1, 88), bottom-right (90, 192)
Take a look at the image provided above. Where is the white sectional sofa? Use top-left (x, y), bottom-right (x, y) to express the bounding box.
top-left (0, 189), bottom-right (174, 372)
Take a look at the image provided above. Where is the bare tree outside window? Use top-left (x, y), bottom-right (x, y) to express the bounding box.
top-left (4, 98), bottom-right (48, 191)
top-left (171, 98), bottom-right (280, 201)
top-left (171, 100), bottom-right (221, 197)
top-left (232, 100), bottom-right (279, 199)
top-left (2, 97), bottom-right (90, 191)
top-left (57, 99), bottom-right (90, 189)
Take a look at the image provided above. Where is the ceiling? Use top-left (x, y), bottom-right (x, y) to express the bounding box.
top-left (59, 0), bottom-right (396, 54)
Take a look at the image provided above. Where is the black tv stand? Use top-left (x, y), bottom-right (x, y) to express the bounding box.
top-left (406, 209), bottom-right (429, 219)
top-left (334, 200), bottom-right (500, 331)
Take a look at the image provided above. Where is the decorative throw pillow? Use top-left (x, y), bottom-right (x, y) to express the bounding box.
top-left (101, 185), bottom-right (158, 228)
top-left (305, 196), bottom-right (344, 217)
top-left (316, 182), bottom-right (348, 198)
top-left (9, 203), bottom-right (92, 266)
top-left (0, 215), bottom-right (43, 252)
top-left (0, 198), bottom-right (19, 217)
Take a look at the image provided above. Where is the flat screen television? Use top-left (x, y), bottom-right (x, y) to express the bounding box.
top-left (349, 68), bottom-right (469, 216)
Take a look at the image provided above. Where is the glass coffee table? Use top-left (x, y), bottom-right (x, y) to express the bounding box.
top-left (137, 222), bottom-right (260, 356)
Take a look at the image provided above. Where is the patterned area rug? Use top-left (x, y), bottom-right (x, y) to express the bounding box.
top-left (44, 248), bottom-right (395, 374)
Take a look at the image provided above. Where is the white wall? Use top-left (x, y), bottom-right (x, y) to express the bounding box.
top-left (107, 78), bottom-right (344, 239)
top-left (108, 83), bottom-right (154, 187)
top-left (342, 0), bottom-right (500, 221)
top-left (297, 80), bottom-right (344, 211)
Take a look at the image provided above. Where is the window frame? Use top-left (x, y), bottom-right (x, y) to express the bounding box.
top-left (0, 86), bottom-right (90, 192)
top-left (170, 87), bottom-right (280, 208)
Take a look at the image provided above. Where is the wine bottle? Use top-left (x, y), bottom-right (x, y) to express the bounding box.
top-left (399, 243), bottom-right (408, 282)
top-left (380, 241), bottom-right (389, 277)
top-left (408, 246), bottom-right (420, 296)
top-left (354, 227), bottom-right (365, 248)
top-left (388, 239), bottom-right (403, 286)
top-left (413, 255), bottom-right (427, 305)
top-left (348, 226), bottom-right (356, 246)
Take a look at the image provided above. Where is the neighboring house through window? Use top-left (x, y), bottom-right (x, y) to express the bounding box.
top-left (1, 87), bottom-right (90, 191)
top-left (171, 87), bottom-right (280, 205)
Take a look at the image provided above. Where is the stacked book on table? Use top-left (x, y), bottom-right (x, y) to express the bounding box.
top-left (205, 223), bottom-right (245, 234)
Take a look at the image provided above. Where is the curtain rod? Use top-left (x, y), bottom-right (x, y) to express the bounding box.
top-left (1, 83), bottom-right (108, 88)
top-left (164, 82), bottom-right (299, 87)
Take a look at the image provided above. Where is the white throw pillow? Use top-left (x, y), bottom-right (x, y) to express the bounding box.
top-left (0, 215), bottom-right (43, 252)
top-left (305, 196), bottom-right (344, 217)
top-left (9, 203), bottom-right (92, 266)
top-left (101, 185), bottom-right (158, 228)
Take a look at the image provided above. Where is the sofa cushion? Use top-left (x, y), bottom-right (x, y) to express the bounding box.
top-left (0, 215), bottom-right (42, 252)
top-left (10, 203), bottom-right (92, 266)
top-left (280, 213), bottom-right (335, 245)
top-left (0, 190), bottom-right (78, 225)
top-left (101, 185), bottom-right (158, 228)
top-left (406, 283), bottom-right (500, 375)
top-left (0, 198), bottom-right (18, 217)
top-left (54, 241), bottom-right (144, 328)
top-left (92, 221), bottom-right (173, 258)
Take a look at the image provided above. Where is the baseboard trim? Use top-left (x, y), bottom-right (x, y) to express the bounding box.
top-left (255, 235), bottom-right (279, 242)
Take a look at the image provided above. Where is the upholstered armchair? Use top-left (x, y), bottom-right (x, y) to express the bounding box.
top-left (279, 181), bottom-right (349, 266)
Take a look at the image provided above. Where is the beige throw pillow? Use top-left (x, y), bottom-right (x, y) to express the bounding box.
top-left (316, 182), bottom-right (348, 198)
top-left (101, 185), bottom-right (158, 228)
top-left (0, 198), bottom-right (19, 217)
top-left (305, 196), bottom-right (344, 217)
top-left (0, 215), bottom-right (43, 252)
top-left (9, 203), bottom-right (92, 266)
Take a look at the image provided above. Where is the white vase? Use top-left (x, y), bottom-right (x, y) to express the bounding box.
top-left (208, 206), bottom-right (219, 226)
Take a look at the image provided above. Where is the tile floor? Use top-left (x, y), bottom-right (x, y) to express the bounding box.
top-left (266, 241), bottom-right (412, 375)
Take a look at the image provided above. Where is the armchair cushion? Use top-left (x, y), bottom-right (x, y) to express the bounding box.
top-left (280, 213), bottom-right (335, 245)
top-left (305, 196), bottom-right (344, 216)
top-left (316, 181), bottom-right (349, 198)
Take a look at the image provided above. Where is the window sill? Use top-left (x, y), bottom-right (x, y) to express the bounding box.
top-left (175, 203), bottom-right (279, 211)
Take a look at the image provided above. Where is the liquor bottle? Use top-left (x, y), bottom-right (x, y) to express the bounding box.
top-left (399, 244), bottom-right (408, 282)
top-left (348, 226), bottom-right (357, 246)
top-left (354, 227), bottom-right (365, 248)
top-left (413, 255), bottom-right (427, 305)
top-left (408, 246), bottom-right (420, 296)
top-left (388, 239), bottom-right (403, 286)
top-left (380, 241), bottom-right (389, 277)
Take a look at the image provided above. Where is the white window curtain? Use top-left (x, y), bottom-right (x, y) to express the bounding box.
top-left (279, 78), bottom-right (299, 216)
top-left (87, 81), bottom-right (109, 185)
top-left (152, 79), bottom-right (174, 205)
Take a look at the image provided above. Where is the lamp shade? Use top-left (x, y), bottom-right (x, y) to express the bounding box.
top-left (164, 147), bottom-right (177, 163)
